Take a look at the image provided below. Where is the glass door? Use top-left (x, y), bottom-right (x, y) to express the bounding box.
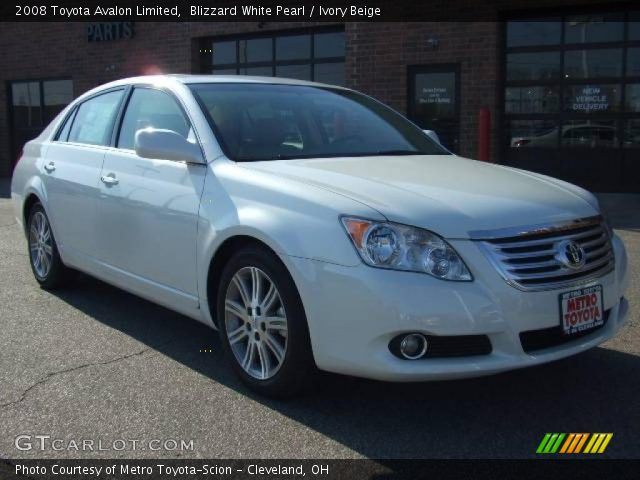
top-left (408, 64), bottom-right (460, 152)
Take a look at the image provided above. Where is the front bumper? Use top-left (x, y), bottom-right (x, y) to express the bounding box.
top-left (286, 234), bottom-right (629, 381)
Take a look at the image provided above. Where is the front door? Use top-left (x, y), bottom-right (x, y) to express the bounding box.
top-left (97, 86), bottom-right (206, 312)
top-left (408, 64), bottom-right (460, 152)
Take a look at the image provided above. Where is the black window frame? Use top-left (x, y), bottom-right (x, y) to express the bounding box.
top-left (7, 77), bottom-right (73, 159)
top-left (201, 27), bottom-right (345, 85)
top-left (502, 8), bottom-right (640, 151)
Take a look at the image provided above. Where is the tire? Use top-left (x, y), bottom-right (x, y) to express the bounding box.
top-left (216, 245), bottom-right (316, 398)
top-left (27, 202), bottom-right (71, 290)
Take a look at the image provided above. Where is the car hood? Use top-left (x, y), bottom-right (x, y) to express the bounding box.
top-left (240, 155), bottom-right (600, 239)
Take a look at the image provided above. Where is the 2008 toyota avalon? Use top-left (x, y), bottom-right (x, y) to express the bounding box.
top-left (11, 75), bottom-right (629, 397)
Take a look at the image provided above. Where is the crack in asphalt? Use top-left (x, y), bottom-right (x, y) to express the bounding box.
top-left (0, 340), bottom-right (173, 410)
top-left (0, 222), bottom-right (17, 228)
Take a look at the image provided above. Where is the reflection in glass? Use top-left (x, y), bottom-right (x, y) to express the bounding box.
top-left (506, 20), bottom-right (561, 47)
top-left (240, 66), bottom-right (273, 76)
top-left (314, 32), bottom-right (345, 58)
top-left (564, 15), bottom-right (624, 43)
top-left (508, 120), bottom-right (558, 148)
top-left (276, 64), bottom-right (311, 81)
top-left (564, 49), bottom-right (622, 78)
top-left (11, 82), bottom-right (41, 127)
top-left (276, 35), bottom-right (310, 60)
top-left (563, 84), bottom-right (621, 113)
top-left (630, 13), bottom-right (640, 41)
top-left (314, 63), bottom-right (345, 86)
top-left (628, 48), bottom-right (640, 77)
top-left (212, 68), bottom-right (237, 75)
top-left (43, 80), bottom-right (73, 123)
top-left (212, 41), bottom-right (236, 65)
top-left (561, 120), bottom-right (618, 148)
top-left (239, 38), bottom-right (272, 63)
top-left (626, 84), bottom-right (640, 112)
top-left (506, 52), bottom-right (560, 81)
top-left (505, 86), bottom-right (559, 114)
top-left (625, 120), bottom-right (640, 148)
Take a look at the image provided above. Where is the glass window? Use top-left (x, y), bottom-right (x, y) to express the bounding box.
top-left (239, 38), bottom-right (272, 63)
top-left (507, 120), bottom-right (558, 148)
top-left (564, 14), bottom-right (624, 43)
top-left (627, 48), bottom-right (640, 77)
top-left (212, 40), bottom-right (236, 65)
top-left (564, 84), bottom-right (621, 113)
top-left (561, 120), bottom-right (619, 148)
top-left (190, 83), bottom-right (449, 162)
top-left (43, 80), bottom-right (73, 123)
top-left (630, 12), bottom-right (640, 41)
top-left (240, 66), bottom-right (273, 76)
top-left (506, 52), bottom-right (561, 81)
top-left (68, 90), bottom-right (123, 146)
top-left (118, 88), bottom-right (190, 150)
top-left (314, 31), bottom-right (345, 58)
top-left (276, 64), bottom-right (311, 81)
top-left (625, 84), bottom-right (640, 112)
top-left (564, 49), bottom-right (623, 78)
top-left (11, 82), bottom-right (41, 128)
top-left (505, 86), bottom-right (559, 114)
top-left (506, 20), bottom-right (561, 47)
top-left (314, 62), bottom-right (345, 86)
top-left (55, 108), bottom-right (75, 142)
top-left (276, 35), bottom-right (310, 60)
top-left (413, 72), bottom-right (457, 119)
top-left (212, 68), bottom-right (237, 75)
top-left (624, 120), bottom-right (640, 147)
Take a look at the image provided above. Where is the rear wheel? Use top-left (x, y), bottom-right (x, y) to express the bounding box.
top-left (27, 203), bottom-right (71, 290)
top-left (217, 245), bottom-right (315, 397)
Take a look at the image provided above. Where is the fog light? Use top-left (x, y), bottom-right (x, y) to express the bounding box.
top-left (399, 333), bottom-right (428, 360)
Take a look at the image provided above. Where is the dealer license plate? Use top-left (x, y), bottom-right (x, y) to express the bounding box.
top-left (559, 285), bottom-right (604, 336)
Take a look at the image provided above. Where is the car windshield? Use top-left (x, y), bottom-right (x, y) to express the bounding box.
top-left (189, 83), bottom-right (450, 162)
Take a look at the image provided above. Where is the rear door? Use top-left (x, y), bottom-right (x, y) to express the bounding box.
top-left (42, 88), bottom-right (125, 261)
top-left (96, 86), bottom-right (206, 311)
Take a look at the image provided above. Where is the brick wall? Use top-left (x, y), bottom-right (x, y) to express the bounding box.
top-left (0, 0), bottom-right (618, 175)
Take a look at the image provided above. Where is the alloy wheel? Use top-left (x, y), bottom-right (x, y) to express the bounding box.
top-left (29, 211), bottom-right (53, 279)
top-left (224, 266), bottom-right (288, 380)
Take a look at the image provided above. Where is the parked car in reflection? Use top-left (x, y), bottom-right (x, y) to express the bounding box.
top-left (511, 123), bottom-right (618, 148)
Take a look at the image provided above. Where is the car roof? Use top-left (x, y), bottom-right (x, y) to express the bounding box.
top-left (83, 74), bottom-right (348, 98)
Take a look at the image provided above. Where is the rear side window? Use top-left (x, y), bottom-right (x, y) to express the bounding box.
top-left (68, 90), bottom-right (123, 146)
top-left (55, 107), bottom-right (76, 142)
top-left (117, 88), bottom-right (190, 150)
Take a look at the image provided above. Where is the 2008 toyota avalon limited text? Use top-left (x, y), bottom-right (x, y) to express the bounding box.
top-left (11, 75), bottom-right (629, 397)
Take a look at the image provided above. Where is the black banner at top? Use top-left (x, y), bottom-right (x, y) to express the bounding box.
top-left (1, 0), bottom-right (636, 22)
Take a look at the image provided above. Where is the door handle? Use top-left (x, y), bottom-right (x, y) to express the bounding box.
top-left (43, 162), bottom-right (56, 173)
top-left (100, 174), bottom-right (119, 186)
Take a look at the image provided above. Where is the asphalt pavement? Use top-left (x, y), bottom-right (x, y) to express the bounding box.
top-left (0, 177), bottom-right (638, 459)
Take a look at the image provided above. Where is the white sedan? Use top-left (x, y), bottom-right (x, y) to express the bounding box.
top-left (11, 75), bottom-right (629, 397)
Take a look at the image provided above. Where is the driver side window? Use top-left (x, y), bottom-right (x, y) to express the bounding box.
top-left (117, 88), bottom-right (191, 150)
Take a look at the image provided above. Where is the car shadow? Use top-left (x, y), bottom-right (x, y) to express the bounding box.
top-left (50, 274), bottom-right (640, 459)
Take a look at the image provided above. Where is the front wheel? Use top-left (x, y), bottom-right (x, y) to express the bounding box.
top-left (27, 203), bottom-right (71, 290)
top-left (217, 245), bottom-right (316, 398)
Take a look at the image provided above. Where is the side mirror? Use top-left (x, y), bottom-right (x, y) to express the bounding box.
top-left (423, 129), bottom-right (442, 145)
top-left (134, 128), bottom-right (204, 164)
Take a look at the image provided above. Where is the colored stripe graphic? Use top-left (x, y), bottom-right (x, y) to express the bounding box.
top-left (538, 433), bottom-right (613, 454)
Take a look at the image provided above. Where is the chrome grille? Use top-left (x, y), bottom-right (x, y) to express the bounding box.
top-left (474, 216), bottom-right (614, 291)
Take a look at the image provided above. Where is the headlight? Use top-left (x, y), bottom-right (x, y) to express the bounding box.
top-left (341, 217), bottom-right (473, 281)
